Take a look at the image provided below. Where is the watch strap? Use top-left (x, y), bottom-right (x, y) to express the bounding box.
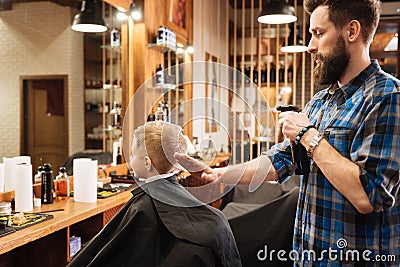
top-left (307, 134), bottom-right (324, 158)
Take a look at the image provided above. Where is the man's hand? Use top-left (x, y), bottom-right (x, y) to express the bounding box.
top-left (174, 153), bottom-right (223, 183)
top-left (278, 111), bottom-right (312, 141)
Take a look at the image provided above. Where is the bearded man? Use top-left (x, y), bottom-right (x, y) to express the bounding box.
top-left (175, 0), bottom-right (399, 266)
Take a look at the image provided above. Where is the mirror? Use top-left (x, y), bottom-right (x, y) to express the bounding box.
top-left (0, 0), bottom-right (125, 173)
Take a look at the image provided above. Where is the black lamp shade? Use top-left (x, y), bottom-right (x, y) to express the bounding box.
top-left (71, 0), bottom-right (108, 33)
top-left (258, 0), bottom-right (297, 24)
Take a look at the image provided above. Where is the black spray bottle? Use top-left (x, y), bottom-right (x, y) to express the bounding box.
top-left (41, 163), bottom-right (54, 204)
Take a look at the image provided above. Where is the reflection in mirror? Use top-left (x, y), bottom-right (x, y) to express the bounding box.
top-left (0, 0), bottom-right (124, 175)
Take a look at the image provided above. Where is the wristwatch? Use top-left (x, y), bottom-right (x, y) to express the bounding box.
top-left (307, 134), bottom-right (324, 158)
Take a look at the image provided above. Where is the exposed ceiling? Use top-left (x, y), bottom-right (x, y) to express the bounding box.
top-left (227, 0), bottom-right (399, 59)
top-left (0, 0), bottom-right (81, 10)
top-left (0, 0), bottom-right (131, 10)
top-left (2, 0), bottom-right (398, 57)
top-left (229, 0), bottom-right (400, 10)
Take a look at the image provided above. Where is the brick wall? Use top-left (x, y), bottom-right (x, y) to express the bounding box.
top-left (0, 2), bottom-right (84, 158)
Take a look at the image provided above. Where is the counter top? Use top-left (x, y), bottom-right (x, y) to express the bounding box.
top-left (0, 189), bottom-right (134, 255)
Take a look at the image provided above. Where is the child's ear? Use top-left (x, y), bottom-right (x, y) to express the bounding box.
top-left (144, 156), bottom-right (152, 171)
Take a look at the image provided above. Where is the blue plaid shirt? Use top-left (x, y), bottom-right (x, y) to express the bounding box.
top-left (267, 60), bottom-right (399, 266)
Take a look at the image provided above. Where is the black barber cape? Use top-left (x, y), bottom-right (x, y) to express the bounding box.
top-left (67, 174), bottom-right (241, 267)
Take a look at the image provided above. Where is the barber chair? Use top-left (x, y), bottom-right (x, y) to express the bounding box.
top-left (62, 151), bottom-right (112, 175)
top-left (221, 176), bottom-right (300, 267)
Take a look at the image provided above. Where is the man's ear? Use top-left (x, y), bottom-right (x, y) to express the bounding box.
top-left (346, 20), bottom-right (361, 43)
top-left (144, 156), bottom-right (153, 171)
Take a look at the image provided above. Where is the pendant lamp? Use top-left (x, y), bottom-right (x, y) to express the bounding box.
top-left (71, 0), bottom-right (108, 33)
top-left (258, 0), bottom-right (297, 24)
top-left (280, 43), bottom-right (308, 53)
top-left (384, 33), bottom-right (398, 52)
top-left (281, 24), bottom-right (308, 53)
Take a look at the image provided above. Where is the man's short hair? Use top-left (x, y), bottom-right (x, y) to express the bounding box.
top-left (134, 121), bottom-right (187, 174)
top-left (304, 0), bottom-right (381, 44)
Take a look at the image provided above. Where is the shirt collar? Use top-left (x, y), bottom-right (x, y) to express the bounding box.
top-left (322, 60), bottom-right (380, 101)
top-left (341, 60), bottom-right (380, 100)
top-left (145, 173), bottom-right (176, 183)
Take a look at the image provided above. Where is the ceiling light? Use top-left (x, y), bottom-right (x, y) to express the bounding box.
top-left (176, 43), bottom-right (185, 54)
top-left (116, 11), bottom-right (129, 21)
top-left (71, 0), bottom-right (107, 33)
top-left (281, 25), bottom-right (308, 53)
top-left (130, 2), bottom-right (143, 22)
top-left (186, 44), bottom-right (195, 54)
top-left (176, 47), bottom-right (185, 54)
top-left (281, 45), bottom-right (307, 53)
top-left (384, 33), bottom-right (398, 52)
top-left (258, 0), bottom-right (297, 24)
top-left (116, 6), bottom-right (127, 12)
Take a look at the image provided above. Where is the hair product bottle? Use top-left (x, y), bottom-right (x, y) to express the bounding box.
top-left (41, 163), bottom-right (54, 204)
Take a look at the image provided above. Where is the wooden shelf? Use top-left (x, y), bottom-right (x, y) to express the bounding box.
top-left (100, 45), bottom-right (122, 53)
top-left (84, 86), bottom-right (103, 89)
top-left (232, 53), bottom-right (294, 64)
top-left (147, 43), bottom-right (176, 53)
top-left (86, 136), bottom-right (104, 141)
top-left (147, 85), bottom-right (184, 91)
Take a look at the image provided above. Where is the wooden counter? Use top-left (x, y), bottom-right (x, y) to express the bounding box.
top-left (0, 189), bottom-right (134, 267)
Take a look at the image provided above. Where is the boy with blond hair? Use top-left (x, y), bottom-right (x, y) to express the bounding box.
top-left (69, 121), bottom-right (241, 267)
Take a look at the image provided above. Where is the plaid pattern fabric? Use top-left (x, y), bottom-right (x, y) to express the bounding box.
top-left (267, 60), bottom-right (399, 266)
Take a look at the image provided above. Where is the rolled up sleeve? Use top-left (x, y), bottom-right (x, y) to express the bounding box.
top-left (264, 139), bottom-right (296, 183)
top-left (352, 92), bottom-right (400, 212)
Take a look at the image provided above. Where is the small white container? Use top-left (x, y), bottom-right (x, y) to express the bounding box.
top-left (33, 198), bottom-right (41, 207)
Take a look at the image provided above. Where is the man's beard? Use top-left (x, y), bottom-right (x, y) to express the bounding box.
top-left (313, 35), bottom-right (350, 85)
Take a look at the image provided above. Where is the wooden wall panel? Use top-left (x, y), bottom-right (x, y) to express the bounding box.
top-left (108, 0), bottom-right (192, 142)
top-left (104, 0), bottom-right (130, 11)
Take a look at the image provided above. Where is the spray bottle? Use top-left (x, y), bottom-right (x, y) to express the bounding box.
top-left (276, 105), bottom-right (310, 175)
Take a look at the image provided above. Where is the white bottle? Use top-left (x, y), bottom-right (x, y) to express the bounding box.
top-left (165, 28), bottom-right (171, 49)
top-left (111, 28), bottom-right (120, 47)
top-left (110, 102), bottom-right (121, 128)
top-left (157, 26), bottom-right (165, 45)
top-left (155, 102), bottom-right (165, 121)
top-left (155, 64), bottom-right (164, 86)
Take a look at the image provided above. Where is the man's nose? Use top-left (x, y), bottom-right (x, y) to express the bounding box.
top-left (307, 37), bottom-right (317, 54)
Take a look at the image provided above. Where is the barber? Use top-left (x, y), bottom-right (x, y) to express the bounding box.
top-left (176, 0), bottom-right (399, 265)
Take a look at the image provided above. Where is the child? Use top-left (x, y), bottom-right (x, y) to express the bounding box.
top-left (68, 121), bottom-right (241, 267)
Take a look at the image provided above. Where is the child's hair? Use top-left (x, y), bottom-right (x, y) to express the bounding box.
top-left (133, 121), bottom-right (187, 174)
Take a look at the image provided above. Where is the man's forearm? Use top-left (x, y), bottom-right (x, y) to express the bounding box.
top-left (302, 129), bottom-right (374, 214)
top-left (219, 154), bottom-right (278, 184)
